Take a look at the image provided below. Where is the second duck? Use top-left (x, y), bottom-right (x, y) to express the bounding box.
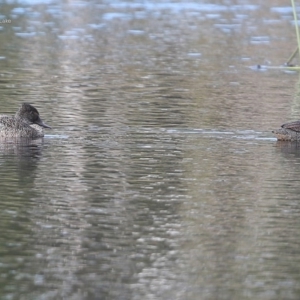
top-left (272, 120), bottom-right (300, 141)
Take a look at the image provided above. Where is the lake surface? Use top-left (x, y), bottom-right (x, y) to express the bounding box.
top-left (0, 0), bottom-right (300, 299)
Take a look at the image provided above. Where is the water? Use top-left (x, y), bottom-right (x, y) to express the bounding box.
top-left (0, 0), bottom-right (300, 299)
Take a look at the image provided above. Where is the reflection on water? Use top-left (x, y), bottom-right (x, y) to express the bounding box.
top-left (275, 140), bottom-right (300, 155)
top-left (0, 138), bottom-right (44, 156)
top-left (1, 0), bottom-right (300, 299)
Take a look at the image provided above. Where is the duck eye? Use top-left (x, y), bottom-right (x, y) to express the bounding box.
top-left (31, 112), bottom-right (38, 121)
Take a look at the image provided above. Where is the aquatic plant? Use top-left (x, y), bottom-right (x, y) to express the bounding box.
top-left (285, 0), bottom-right (300, 68)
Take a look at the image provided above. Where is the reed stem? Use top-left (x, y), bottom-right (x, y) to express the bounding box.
top-left (291, 0), bottom-right (300, 61)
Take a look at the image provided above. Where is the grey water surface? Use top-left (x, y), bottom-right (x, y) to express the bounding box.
top-left (0, 0), bottom-right (300, 299)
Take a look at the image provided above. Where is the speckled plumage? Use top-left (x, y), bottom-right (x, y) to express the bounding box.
top-left (0, 103), bottom-right (51, 139)
top-left (273, 120), bottom-right (300, 141)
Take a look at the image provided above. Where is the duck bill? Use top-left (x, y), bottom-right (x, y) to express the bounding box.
top-left (36, 118), bottom-right (51, 129)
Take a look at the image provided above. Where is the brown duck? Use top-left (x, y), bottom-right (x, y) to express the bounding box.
top-left (273, 121), bottom-right (300, 141)
top-left (0, 103), bottom-right (51, 139)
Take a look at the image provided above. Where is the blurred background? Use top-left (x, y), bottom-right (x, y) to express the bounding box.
top-left (0, 0), bottom-right (300, 299)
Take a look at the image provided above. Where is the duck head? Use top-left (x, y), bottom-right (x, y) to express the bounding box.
top-left (16, 103), bottom-right (51, 129)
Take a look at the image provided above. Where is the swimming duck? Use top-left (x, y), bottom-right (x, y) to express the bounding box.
top-left (0, 103), bottom-right (51, 139)
top-left (272, 120), bottom-right (300, 141)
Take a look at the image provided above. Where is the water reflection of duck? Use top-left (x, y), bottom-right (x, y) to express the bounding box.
top-left (272, 121), bottom-right (300, 141)
top-left (0, 103), bottom-right (51, 139)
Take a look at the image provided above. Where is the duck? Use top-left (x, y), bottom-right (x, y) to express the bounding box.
top-left (272, 120), bottom-right (300, 141)
top-left (0, 103), bottom-right (51, 139)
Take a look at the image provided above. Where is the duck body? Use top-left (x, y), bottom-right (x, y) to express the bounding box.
top-left (0, 103), bottom-right (51, 139)
top-left (272, 120), bottom-right (300, 141)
